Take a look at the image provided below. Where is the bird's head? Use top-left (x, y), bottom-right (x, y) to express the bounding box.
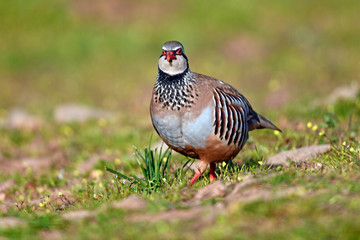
top-left (158, 41), bottom-right (188, 76)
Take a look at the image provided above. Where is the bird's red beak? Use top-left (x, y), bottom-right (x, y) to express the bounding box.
top-left (165, 51), bottom-right (176, 62)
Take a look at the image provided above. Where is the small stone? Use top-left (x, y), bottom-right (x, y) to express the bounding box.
top-left (6, 108), bottom-right (42, 130)
top-left (22, 157), bottom-right (53, 170)
top-left (0, 217), bottom-right (26, 229)
top-left (39, 230), bottom-right (63, 240)
top-left (265, 144), bottom-right (331, 167)
top-left (326, 83), bottom-right (359, 104)
top-left (111, 194), bottom-right (147, 210)
top-left (225, 176), bottom-right (257, 201)
top-left (193, 181), bottom-right (227, 202)
top-left (127, 207), bottom-right (204, 222)
top-left (77, 155), bottom-right (107, 174)
top-left (62, 210), bottom-right (97, 221)
top-left (0, 179), bottom-right (15, 192)
top-left (54, 104), bottom-right (113, 123)
top-left (0, 202), bottom-right (13, 214)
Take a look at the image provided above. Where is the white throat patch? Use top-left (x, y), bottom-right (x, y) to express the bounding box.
top-left (158, 55), bottom-right (187, 76)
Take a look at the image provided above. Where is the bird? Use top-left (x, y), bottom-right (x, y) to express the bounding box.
top-left (150, 41), bottom-right (281, 185)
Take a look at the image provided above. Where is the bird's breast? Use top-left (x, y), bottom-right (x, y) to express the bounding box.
top-left (151, 102), bottom-right (215, 151)
top-left (182, 104), bottom-right (214, 148)
top-left (151, 111), bottom-right (185, 149)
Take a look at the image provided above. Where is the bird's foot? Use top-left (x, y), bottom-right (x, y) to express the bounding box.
top-left (210, 173), bottom-right (216, 182)
top-left (189, 172), bottom-right (201, 185)
top-left (210, 162), bottom-right (216, 182)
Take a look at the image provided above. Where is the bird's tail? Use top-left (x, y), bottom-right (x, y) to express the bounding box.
top-left (248, 112), bottom-right (282, 132)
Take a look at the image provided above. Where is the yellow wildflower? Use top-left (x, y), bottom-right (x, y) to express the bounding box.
top-left (327, 105), bottom-right (334, 113)
top-left (73, 170), bottom-right (79, 177)
top-left (98, 118), bottom-right (107, 127)
top-left (114, 158), bottom-right (121, 165)
top-left (274, 130), bottom-right (281, 136)
top-left (61, 125), bottom-right (73, 137)
top-left (26, 167), bottom-right (32, 175)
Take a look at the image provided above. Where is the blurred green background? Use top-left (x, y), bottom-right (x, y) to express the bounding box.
top-left (0, 0), bottom-right (359, 118)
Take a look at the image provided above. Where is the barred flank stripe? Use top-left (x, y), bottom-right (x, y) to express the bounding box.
top-left (219, 92), bottom-right (227, 139)
top-left (239, 107), bottom-right (247, 147)
top-left (227, 105), bottom-right (236, 145)
top-left (213, 91), bottom-right (221, 135)
top-left (213, 88), bottom-right (250, 148)
top-left (233, 107), bottom-right (242, 145)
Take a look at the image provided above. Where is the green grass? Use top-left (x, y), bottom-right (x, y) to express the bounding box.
top-left (1, 0), bottom-right (360, 239)
top-left (106, 145), bottom-right (188, 194)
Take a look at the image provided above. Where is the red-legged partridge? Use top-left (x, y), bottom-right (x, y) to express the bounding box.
top-left (150, 41), bottom-right (281, 184)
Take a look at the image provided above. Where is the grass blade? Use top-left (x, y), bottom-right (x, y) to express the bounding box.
top-left (134, 153), bottom-right (148, 180)
top-left (132, 174), bottom-right (147, 188)
top-left (105, 167), bottom-right (133, 181)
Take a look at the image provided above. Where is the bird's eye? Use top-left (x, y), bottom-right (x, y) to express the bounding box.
top-left (176, 49), bottom-right (182, 55)
top-left (162, 50), bottom-right (166, 55)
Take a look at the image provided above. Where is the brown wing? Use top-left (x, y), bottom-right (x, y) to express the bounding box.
top-left (209, 78), bottom-right (281, 133)
top-left (193, 72), bottom-right (281, 135)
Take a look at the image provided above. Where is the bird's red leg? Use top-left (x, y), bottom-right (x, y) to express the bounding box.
top-left (190, 172), bottom-right (201, 185)
top-left (189, 162), bottom-right (209, 185)
top-left (210, 163), bottom-right (216, 182)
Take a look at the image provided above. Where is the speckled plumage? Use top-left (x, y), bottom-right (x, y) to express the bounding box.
top-left (150, 41), bottom-right (281, 184)
top-left (153, 70), bottom-right (196, 111)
